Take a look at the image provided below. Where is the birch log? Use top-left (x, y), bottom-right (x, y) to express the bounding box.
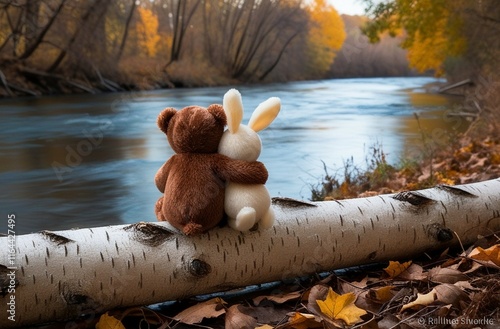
top-left (1, 178), bottom-right (500, 327)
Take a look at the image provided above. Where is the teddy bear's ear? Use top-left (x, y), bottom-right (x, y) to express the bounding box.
top-left (157, 107), bottom-right (177, 134)
top-left (207, 104), bottom-right (227, 125)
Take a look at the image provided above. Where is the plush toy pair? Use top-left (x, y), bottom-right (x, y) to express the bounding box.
top-left (155, 89), bottom-right (280, 235)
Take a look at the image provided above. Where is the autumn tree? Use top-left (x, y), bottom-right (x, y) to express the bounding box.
top-left (202, 0), bottom-right (307, 81)
top-left (362, 0), bottom-right (466, 76)
top-left (136, 7), bottom-right (161, 57)
top-left (306, 0), bottom-right (346, 77)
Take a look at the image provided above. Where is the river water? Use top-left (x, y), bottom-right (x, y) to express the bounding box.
top-left (0, 77), bottom-right (467, 234)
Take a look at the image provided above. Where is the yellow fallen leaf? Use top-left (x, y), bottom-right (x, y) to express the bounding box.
top-left (255, 325), bottom-right (274, 329)
top-left (96, 313), bottom-right (125, 329)
top-left (470, 244), bottom-right (500, 266)
top-left (316, 287), bottom-right (367, 325)
top-left (384, 260), bottom-right (412, 278)
top-left (287, 312), bottom-right (323, 329)
top-left (368, 286), bottom-right (395, 303)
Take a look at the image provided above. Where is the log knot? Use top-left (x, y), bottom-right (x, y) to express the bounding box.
top-left (124, 222), bottom-right (174, 247)
top-left (40, 230), bottom-right (74, 245)
top-left (437, 184), bottom-right (478, 197)
top-left (189, 259), bottom-right (211, 277)
top-left (392, 191), bottom-right (434, 206)
top-left (272, 197), bottom-right (317, 208)
top-left (426, 223), bottom-right (454, 242)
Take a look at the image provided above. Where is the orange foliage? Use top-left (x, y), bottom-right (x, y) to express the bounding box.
top-left (306, 0), bottom-right (346, 75)
top-left (136, 7), bottom-right (161, 57)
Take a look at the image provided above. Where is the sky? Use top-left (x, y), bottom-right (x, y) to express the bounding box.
top-left (328, 0), bottom-right (368, 16)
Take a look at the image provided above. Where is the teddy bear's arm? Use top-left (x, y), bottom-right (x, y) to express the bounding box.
top-left (215, 155), bottom-right (269, 185)
top-left (155, 158), bottom-right (174, 193)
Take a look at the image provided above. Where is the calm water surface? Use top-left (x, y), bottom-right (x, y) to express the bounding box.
top-left (0, 77), bottom-right (466, 234)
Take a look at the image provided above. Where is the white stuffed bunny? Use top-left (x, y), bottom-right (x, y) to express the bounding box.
top-left (219, 89), bottom-right (281, 231)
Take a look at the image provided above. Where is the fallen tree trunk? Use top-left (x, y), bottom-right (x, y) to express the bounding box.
top-left (1, 179), bottom-right (499, 327)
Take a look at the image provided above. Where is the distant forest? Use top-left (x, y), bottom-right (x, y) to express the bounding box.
top-left (0, 0), bottom-right (420, 97)
top-left (3, 0), bottom-right (498, 97)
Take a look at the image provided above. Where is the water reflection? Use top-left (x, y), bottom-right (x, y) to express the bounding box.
top-left (0, 77), bottom-right (467, 234)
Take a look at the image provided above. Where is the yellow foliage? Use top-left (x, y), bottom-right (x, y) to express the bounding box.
top-left (306, 0), bottom-right (346, 75)
top-left (406, 10), bottom-right (466, 76)
top-left (96, 313), bottom-right (125, 329)
top-left (384, 260), bottom-right (412, 278)
top-left (136, 7), bottom-right (161, 57)
top-left (316, 287), bottom-right (367, 325)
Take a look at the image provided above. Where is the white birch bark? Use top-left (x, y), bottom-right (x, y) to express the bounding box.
top-left (1, 178), bottom-right (499, 327)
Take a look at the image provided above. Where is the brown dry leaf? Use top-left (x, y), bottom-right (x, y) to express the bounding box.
top-left (469, 244), bottom-right (500, 267)
top-left (428, 267), bottom-right (469, 284)
top-left (255, 325), bottom-right (274, 329)
top-left (96, 313), bottom-right (125, 329)
top-left (225, 304), bottom-right (257, 329)
top-left (368, 286), bottom-right (395, 303)
top-left (339, 276), bottom-right (369, 295)
top-left (253, 291), bottom-right (302, 306)
top-left (285, 312), bottom-right (323, 329)
top-left (384, 261), bottom-right (412, 278)
top-left (397, 263), bottom-right (426, 281)
top-left (173, 297), bottom-right (226, 324)
top-left (434, 283), bottom-right (469, 308)
top-left (316, 287), bottom-right (367, 326)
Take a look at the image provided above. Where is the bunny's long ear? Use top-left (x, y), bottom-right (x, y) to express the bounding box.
top-left (248, 97), bottom-right (281, 132)
top-left (223, 89), bottom-right (243, 133)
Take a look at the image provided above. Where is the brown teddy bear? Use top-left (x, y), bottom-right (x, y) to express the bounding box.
top-left (155, 104), bottom-right (269, 235)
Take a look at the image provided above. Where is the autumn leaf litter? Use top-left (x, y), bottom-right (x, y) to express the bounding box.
top-left (92, 237), bottom-right (499, 329)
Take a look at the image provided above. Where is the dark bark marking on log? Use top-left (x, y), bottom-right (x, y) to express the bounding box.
top-left (357, 234), bottom-right (361, 244)
top-left (106, 231), bottom-right (110, 242)
top-left (143, 250), bottom-right (147, 260)
top-left (21, 266), bottom-right (25, 276)
top-left (77, 244), bottom-right (80, 255)
top-left (272, 197), bottom-right (317, 208)
top-left (441, 212), bottom-right (447, 227)
top-left (426, 223), bottom-right (454, 242)
top-left (139, 273), bottom-right (143, 288)
top-left (80, 258), bottom-right (83, 268)
top-left (33, 275), bottom-right (36, 285)
top-left (441, 201), bottom-right (448, 214)
top-left (46, 247), bottom-right (50, 258)
top-left (368, 251), bottom-right (377, 260)
top-left (127, 260), bottom-right (131, 270)
top-left (111, 258), bottom-right (115, 268)
top-left (353, 220), bottom-right (357, 228)
top-left (132, 253), bottom-right (136, 266)
top-left (437, 184), bottom-right (478, 197)
top-left (0, 265), bottom-right (18, 296)
top-left (392, 191), bottom-right (434, 206)
top-left (35, 293), bottom-right (38, 305)
top-left (115, 241), bottom-right (119, 254)
top-left (64, 245), bottom-right (68, 257)
top-left (370, 218), bottom-right (374, 230)
top-left (188, 259), bottom-right (212, 278)
top-left (358, 206), bottom-right (363, 215)
top-left (63, 265), bottom-right (66, 276)
top-left (45, 257), bottom-right (48, 266)
top-left (40, 230), bottom-right (74, 245)
top-left (340, 215), bottom-right (344, 226)
top-left (100, 252), bottom-right (104, 262)
top-left (124, 222), bottom-right (175, 247)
